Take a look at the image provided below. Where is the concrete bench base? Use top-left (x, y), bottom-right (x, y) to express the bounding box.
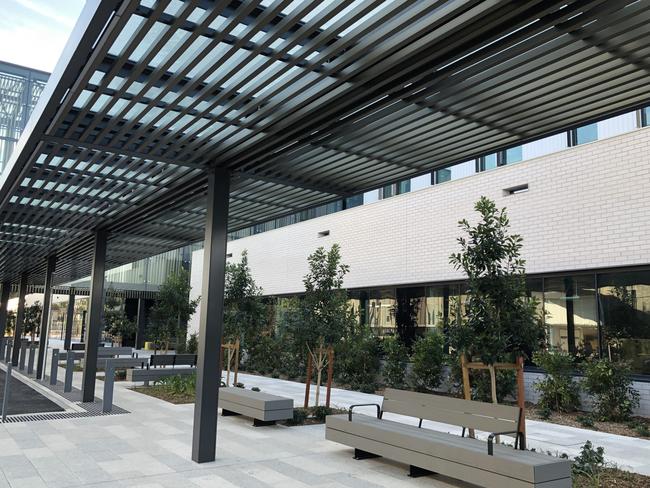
top-left (327, 414), bottom-right (571, 488)
top-left (219, 387), bottom-right (293, 426)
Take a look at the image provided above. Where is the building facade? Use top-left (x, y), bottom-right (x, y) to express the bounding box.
top-left (189, 111), bottom-right (650, 412)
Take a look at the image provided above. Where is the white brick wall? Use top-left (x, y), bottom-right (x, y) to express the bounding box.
top-left (194, 126), bottom-right (650, 297)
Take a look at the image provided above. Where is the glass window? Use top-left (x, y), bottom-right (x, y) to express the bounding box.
top-left (481, 153), bottom-right (498, 171)
top-left (410, 174), bottom-right (431, 191)
top-left (543, 275), bottom-right (598, 356)
top-left (397, 180), bottom-right (410, 195)
top-left (642, 107), bottom-right (650, 127)
top-left (363, 190), bottom-right (379, 204)
top-left (365, 288), bottom-right (396, 335)
top-left (435, 160), bottom-right (475, 183)
top-left (344, 194), bottom-right (363, 209)
top-left (597, 112), bottom-right (637, 139)
top-left (504, 146), bottom-right (523, 165)
top-left (598, 270), bottom-right (650, 374)
top-left (381, 184), bottom-right (395, 199)
top-left (522, 133), bottom-right (567, 160)
top-left (574, 123), bottom-right (598, 145)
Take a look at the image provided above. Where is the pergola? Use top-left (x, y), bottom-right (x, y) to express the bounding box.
top-left (1, 0), bottom-right (649, 463)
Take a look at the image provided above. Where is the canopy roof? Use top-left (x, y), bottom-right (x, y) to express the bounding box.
top-left (2, 0), bottom-right (650, 286)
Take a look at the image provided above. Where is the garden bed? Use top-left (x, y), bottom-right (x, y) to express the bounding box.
top-left (527, 406), bottom-right (650, 439)
top-left (131, 385), bottom-right (194, 404)
top-left (573, 468), bottom-right (650, 487)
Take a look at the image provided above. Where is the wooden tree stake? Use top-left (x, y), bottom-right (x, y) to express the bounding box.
top-left (304, 351), bottom-right (312, 408)
top-left (325, 346), bottom-right (334, 408)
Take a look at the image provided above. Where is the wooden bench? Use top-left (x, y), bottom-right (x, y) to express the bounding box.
top-left (126, 367), bottom-right (195, 383)
top-left (326, 388), bottom-right (571, 488)
top-left (219, 387), bottom-right (293, 426)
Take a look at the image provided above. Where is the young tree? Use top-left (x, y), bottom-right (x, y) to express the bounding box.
top-left (148, 269), bottom-right (199, 353)
top-left (104, 293), bottom-right (136, 346)
top-left (223, 250), bottom-right (266, 350)
top-left (291, 244), bottom-right (355, 405)
top-left (23, 301), bottom-right (43, 342)
top-left (449, 197), bottom-right (544, 365)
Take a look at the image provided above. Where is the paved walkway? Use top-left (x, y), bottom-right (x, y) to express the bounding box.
top-left (0, 359), bottom-right (647, 487)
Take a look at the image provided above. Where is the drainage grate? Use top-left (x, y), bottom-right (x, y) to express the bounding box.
top-left (2, 369), bottom-right (130, 423)
top-left (4, 408), bottom-right (128, 423)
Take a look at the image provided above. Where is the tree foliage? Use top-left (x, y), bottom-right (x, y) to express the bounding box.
top-left (148, 269), bottom-right (199, 351)
top-left (103, 293), bottom-right (136, 344)
top-left (223, 250), bottom-right (266, 349)
top-left (449, 197), bottom-right (544, 364)
top-left (23, 301), bottom-right (43, 340)
top-left (292, 244), bottom-right (355, 349)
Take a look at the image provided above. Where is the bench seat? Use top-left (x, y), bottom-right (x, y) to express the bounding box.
top-left (219, 387), bottom-right (293, 425)
top-left (327, 413), bottom-right (571, 488)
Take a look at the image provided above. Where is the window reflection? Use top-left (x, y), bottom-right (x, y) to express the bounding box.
top-left (543, 276), bottom-right (598, 356)
top-left (598, 270), bottom-right (650, 374)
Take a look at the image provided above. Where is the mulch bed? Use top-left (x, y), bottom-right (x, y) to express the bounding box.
top-left (130, 386), bottom-right (194, 404)
top-left (574, 469), bottom-right (650, 487)
top-left (526, 406), bottom-right (650, 439)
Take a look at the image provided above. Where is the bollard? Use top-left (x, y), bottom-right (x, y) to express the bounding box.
top-left (2, 362), bottom-right (12, 422)
top-left (18, 341), bottom-right (27, 371)
top-left (64, 351), bottom-right (75, 393)
top-left (0, 337), bottom-right (5, 361)
top-left (27, 344), bottom-right (36, 375)
top-left (4, 339), bottom-right (12, 363)
top-left (49, 349), bottom-right (59, 385)
top-left (102, 361), bottom-right (114, 412)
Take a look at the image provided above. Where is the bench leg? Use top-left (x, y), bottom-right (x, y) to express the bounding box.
top-left (253, 419), bottom-right (276, 427)
top-left (221, 409), bottom-right (242, 417)
top-left (354, 449), bottom-right (381, 460)
top-left (409, 465), bottom-right (435, 478)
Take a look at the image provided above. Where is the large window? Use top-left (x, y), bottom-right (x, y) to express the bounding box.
top-left (571, 123), bottom-right (598, 145)
top-left (543, 275), bottom-right (598, 356)
top-left (435, 160), bottom-right (475, 183)
top-left (598, 270), bottom-right (650, 374)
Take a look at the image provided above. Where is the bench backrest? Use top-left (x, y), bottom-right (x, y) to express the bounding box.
top-left (150, 354), bottom-right (175, 367)
top-left (382, 388), bottom-right (522, 436)
top-left (97, 347), bottom-right (133, 358)
top-left (174, 354), bottom-right (197, 366)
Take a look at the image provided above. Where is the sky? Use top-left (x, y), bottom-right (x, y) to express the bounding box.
top-left (0, 0), bottom-right (86, 73)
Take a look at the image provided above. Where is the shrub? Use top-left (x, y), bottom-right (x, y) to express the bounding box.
top-left (582, 359), bottom-right (639, 421)
top-left (634, 423), bottom-right (650, 438)
top-left (287, 408), bottom-right (308, 425)
top-left (246, 334), bottom-right (281, 374)
top-left (409, 332), bottom-right (446, 392)
top-left (336, 326), bottom-right (381, 391)
top-left (311, 406), bottom-right (332, 422)
top-left (576, 414), bottom-right (595, 429)
top-left (572, 441), bottom-right (606, 485)
top-left (155, 374), bottom-right (196, 396)
top-left (382, 336), bottom-right (408, 389)
top-left (186, 333), bottom-right (198, 355)
top-left (472, 368), bottom-right (516, 403)
top-left (251, 387), bottom-right (260, 392)
top-left (532, 349), bottom-right (580, 413)
top-left (537, 405), bottom-right (552, 420)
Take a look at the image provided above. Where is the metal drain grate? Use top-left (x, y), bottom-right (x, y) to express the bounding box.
top-left (4, 408), bottom-right (128, 423)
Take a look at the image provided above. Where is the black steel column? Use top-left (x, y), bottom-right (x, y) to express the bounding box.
top-left (63, 289), bottom-right (75, 351)
top-left (192, 168), bottom-right (229, 463)
top-left (11, 273), bottom-right (28, 366)
top-left (0, 282), bottom-right (10, 338)
top-left (135, 298), bottom-right (146, 350)
top-left (81, 229), bottom-right (107, 402)
top-left (36, 256), bottom-right (56, 379)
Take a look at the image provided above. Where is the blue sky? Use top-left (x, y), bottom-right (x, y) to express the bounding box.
top-left (0, 0), bottom-right (85, 72)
